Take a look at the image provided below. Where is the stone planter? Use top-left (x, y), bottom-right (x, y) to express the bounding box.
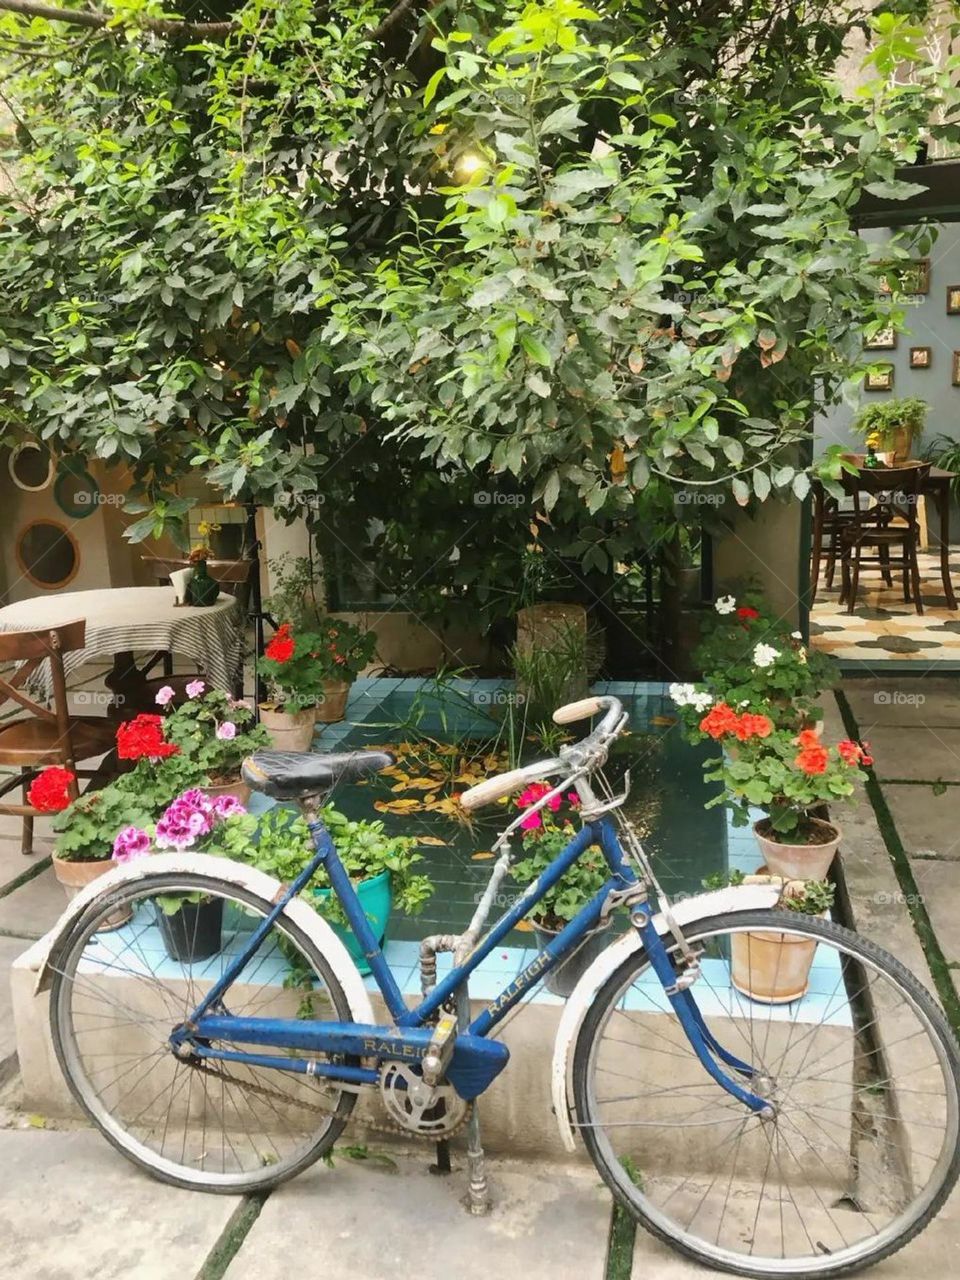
top-left (314, 680), bottom-right (351, 725)
top-left (753, 816), bottom-right (841, 882)
top-left (258, 705), bottom-right (316, 753)
top-left (51, 855), bottom-right (131, 931)
top-left (531, 920), bottom-right (612, 998)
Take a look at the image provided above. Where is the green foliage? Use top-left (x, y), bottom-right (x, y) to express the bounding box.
top-left (510, 786), bottom-right (605, 927)
top-left (923, 434), bottom-right (960, 500)
top-left (162, 687), bottom-right (269, 781)
top-left (1, 0), bottom-right (957, 570)
top-left (52, 780), bottom-right (157, 861)
top-left (852, 396), bottom-right (928, 447)
top-left (222, 803), bottom-right (434, 920)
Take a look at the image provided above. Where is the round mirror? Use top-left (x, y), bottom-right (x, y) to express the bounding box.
top-left (9, 441), bottom-right (54, 491)
top-left (16, 520), bottom-right (79, 589)
top-left (54, 467), bottom-right (100, 519)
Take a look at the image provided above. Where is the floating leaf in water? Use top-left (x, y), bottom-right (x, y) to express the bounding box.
top-left (471, 851), bottom-right (495, 861)
top-left (514, 920), bottom-right (534, 932)
top-left (394, 778), bottom-right (437, 791)
top-left (374, 798), bottom-right (424, 814)
top-left (650, 715), bottom-right (676, 726)
top-left (417, 836), bottom-right (448, 847)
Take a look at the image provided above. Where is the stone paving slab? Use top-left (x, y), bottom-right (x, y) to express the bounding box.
top-left (884, 783), bottom-right (960, 860)
top-left (0, 841), bottom-right (49, 893)
top-left (859, 725), bottom-right (960, 782)
top-left (0, 867), bottom-right (66, 940)
top-left (842, 677), bottom-right (960, 730)
top-left (0, 1128), bottom-right (241, 1280)
top-left (227, 1152), bottom-right (610, 1280)
top-left (905, 857), bottom-right (960, 974)
top-left (0, 938), bottom-right (26, 1066)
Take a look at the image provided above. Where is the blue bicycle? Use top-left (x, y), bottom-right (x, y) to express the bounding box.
top-left (45, 696), bottom-right (960, 1277)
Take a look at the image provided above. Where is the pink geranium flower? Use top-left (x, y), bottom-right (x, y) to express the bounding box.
top-left (216, 721), bottom-right (237, 740)
top-left (154, 685), bottom-right (176, 707)
top-left (185, 679), bottom-right (206, 699)
top-left (112, 826), bottom-right (151, 863)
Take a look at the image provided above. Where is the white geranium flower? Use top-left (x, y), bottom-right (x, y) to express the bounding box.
top-left (753, 642), bottom-right (780, 669)
top-left (669, 683), bottom-right (714, 713)
top-left (791, 630), bottom-right (803, 640)
top-left (715, 595), bottom-right (736, 615)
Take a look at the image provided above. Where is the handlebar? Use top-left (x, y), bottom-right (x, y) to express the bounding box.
top-left (459, 695), bottom-right (625, 812)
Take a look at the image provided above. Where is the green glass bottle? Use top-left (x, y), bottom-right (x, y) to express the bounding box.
top-left (187, 558), bottom-right (220, 606)
top-left (863, 443), bottom-right (880, 469)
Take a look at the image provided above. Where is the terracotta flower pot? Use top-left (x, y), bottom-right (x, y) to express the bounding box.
top-left (52, 855), bottom-right (132, 930)
top-left (258, 705), bottom-right (316, 752)
top-left (753, 816), bottom-right (841, 881)
top-left (731, 923), bottom-right (821, 1004)
top-left (202, 778), bottom-right (251, 806)
top-left (314, 680), bottom-right (351, 724)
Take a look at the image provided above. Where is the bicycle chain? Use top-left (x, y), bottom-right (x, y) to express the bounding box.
top-left (185, 1056), bottom-right (474, 1141)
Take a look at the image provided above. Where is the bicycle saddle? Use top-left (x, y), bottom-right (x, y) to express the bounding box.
top-left (241, 749), bottom-right (395, 800)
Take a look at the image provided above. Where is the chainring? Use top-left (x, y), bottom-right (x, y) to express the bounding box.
top-left (378, 1062), bottom-right (471, 1138)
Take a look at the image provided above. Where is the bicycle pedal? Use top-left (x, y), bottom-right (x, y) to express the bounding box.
top-left (422, 1012), bottom-right (458, 1086)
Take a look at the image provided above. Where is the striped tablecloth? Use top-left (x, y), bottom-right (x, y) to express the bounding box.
top-left (0, 587), bottom-right (241, 695)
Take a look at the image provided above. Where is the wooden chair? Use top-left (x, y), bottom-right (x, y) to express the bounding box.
top-left (839, 463), bottom-right (931, 615)
top-left (0, 622), bottom-right (118, 854)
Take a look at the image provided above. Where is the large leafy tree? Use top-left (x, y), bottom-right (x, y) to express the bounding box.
top-left (0, 0), bottom-right (957, 597)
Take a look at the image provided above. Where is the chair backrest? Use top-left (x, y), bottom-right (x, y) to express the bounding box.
top-left (0, 621), bottom-right (86, 727)
top-left (141, 556), bottom-right (256, 590)
top-left (842, 462), bottom-right (930, 537)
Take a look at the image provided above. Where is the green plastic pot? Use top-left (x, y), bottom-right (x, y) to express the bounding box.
top-left (314, 870), bottom-right (392, 975)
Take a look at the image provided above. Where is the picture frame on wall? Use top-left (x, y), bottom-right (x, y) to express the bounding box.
top-left (953, 352), bottom-right (960, 387)
top-left (864, 327), bottom-right (897, 351)
top-left (876, 258), bottom-right (931, 296)
top-left (864, 364), bottom-right (894, 392)
top-left (910, 346), bottom-right (932, 369)
top-left (948, 286), bottom-right (960, 315)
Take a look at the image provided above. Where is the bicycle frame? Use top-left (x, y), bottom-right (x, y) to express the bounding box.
top-left (173, 809), bottom-right (769, 1112)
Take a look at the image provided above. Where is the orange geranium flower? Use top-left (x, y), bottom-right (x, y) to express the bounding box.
top-left (699, 702), bottom-right (740, 739)
top-left (795, 744), bottom-right (829, 775)
top-left (735, 712), bottom-right (774, 741)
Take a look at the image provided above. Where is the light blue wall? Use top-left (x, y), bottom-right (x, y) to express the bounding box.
top-left (815, 224), bottom-right (960, 453)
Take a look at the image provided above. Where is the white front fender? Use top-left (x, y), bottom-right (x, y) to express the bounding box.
top-left (30, 853), bottom-right (376, 1026)
top-left (551, 884), bottom-right (781, 1152)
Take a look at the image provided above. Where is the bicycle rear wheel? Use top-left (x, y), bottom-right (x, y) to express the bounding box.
top-left (573, 910), bottom-right (960, 1278)
top-left (50, 872), bottom-right (356, 1193)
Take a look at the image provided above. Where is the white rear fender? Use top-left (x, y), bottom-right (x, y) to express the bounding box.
top-left (551, 884), bottom-right (781, 1152)
top-left (30, 853), bottom-right (376, 1026)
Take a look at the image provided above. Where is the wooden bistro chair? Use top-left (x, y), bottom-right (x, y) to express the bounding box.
top-left (839, 463), bottom-right (931, 616)
top-left (0, 622), bottom-right (118, 854)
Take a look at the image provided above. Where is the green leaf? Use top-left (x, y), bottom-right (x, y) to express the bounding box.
top-left (423, 68), bottom-right (446, 107)
top-left (520, 333), bottom-right (552, 366)
top-left (540, 102), bottom-right (584, 136)
top-left (546, 168), bottom-right (617, 203)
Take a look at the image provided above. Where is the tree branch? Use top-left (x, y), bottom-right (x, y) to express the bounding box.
top-left (370, 0), bottom-right (419, 41)
top-left (0, 0), bottom-right (235, 37)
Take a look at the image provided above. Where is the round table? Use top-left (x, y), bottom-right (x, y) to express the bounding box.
top-left (0, 587), bottom-right (242, 697)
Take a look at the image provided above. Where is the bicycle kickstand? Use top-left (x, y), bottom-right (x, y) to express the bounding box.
top-left (456, 981), bottom-right (491, 1216)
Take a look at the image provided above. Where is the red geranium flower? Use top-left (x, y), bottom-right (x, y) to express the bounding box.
top-left (735, 712), bottom-right (774, 741)
top-left (265, 623), bottom-right (295, 664)
top-left (737, 606), bottom-right (760, 621)
top-left (795, 744), bottom-right (829, 775)
top-left (116, 713), bottom-right (180, 761)
top-left (27, 766), bottom-right (75, 813)
top-left (699, 702), bottom-right (740, 739)
top-left (796, 728), bottom-right (821, 749)
top-left (838, 739), bottom-right (873, 767)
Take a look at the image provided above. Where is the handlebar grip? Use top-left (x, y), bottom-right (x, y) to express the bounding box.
top-left (553, 697), bottom-right (603, 725)
top-left (460, 767), bottom-right (537, 813)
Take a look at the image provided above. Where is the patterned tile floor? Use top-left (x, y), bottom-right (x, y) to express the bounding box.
top-left (811, 549), bottom-right (960, 666)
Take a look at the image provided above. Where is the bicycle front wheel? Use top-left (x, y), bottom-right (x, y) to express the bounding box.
top-left (50, 872), bottom-right (357, 1193)
top-left (573, 910), bottom-right (960, 1278)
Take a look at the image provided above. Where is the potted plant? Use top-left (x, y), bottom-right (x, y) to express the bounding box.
top-left (46, 713), bottom-right (191, 924)
top-left (671, 592), bottom-right (834, 738)
top-left (510, 782), bottom-right (610, 997)
top-left (156, 681), bottom-right (269, 803)
top-left (311, 616), bottom-right (377, 723)
top-left (223, 804), bottom-right (433, 974)
top-left (256, 622), bottom-right (325, 749)
top-left (113, 788), bottom-right (245, 962)
top-left (513, 547), bottom-right (586, 661)
top-left (704, 870), bottom-right (835, 1002)
top-left (702, 719), bottom-right (872, 879)
top-left (852, 397), bottom-right (927, 464)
